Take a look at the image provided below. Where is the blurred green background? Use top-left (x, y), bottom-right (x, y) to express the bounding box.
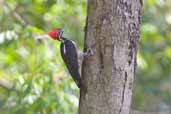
top-left (0, 0), bottom-right (171, 113)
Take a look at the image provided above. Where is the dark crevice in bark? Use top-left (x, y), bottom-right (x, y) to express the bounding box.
top-left (83, 0), bottom-right (92, 53)
top-left (79, 2), bottom-right (89, 109)
top-left (128, 45), bottom-right (133, 65)
top-left (99, 51), bottom-right (104, 70)
top-left (119, 71), bottom-right (128, 114)
top-left (84, 15), bottom-right (89, 52)
top-left (84, 16), bottom-right (88, 40)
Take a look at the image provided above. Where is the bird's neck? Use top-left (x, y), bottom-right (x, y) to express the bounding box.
top-left (60, 37), bottom-right (67, 43)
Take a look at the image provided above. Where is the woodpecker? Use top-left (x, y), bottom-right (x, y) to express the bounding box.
top-left (48, 29), bottom-right (92, 88)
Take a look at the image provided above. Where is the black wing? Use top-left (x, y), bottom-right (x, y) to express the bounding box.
top-left (60, 40), bottom-right (81, 88)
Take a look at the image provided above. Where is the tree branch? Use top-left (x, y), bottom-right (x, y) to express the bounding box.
top-left (4, 3), bottom-right (29, 27)
top-left (4, 2), bottom-right (49, 41)
top-left (0, 79), bottom-right (13, 90)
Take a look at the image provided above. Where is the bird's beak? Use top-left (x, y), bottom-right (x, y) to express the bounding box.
top-left (58, 29), bottom-right (64, 40)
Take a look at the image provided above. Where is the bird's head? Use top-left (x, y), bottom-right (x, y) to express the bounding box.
top-left (48, 29), bottom-right (64, 41)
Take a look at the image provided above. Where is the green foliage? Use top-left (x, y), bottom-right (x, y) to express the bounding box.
top-left (0, 37), bottom-right (79, 114)
top-left (0, 0), bottom-right (85, 113)
top-left (132, 0), bottom-right (171, 111)
top-left (0, 0), bottom-right (171, 113)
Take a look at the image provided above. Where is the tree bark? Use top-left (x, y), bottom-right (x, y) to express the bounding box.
top-left (79, 0), bottom-right (142, 114)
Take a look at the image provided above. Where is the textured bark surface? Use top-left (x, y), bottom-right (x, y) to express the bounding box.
top-left (79, 0), bottom-right (142, 114)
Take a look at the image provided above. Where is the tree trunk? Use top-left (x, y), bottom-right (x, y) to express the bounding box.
top-left (79, 0), bottom-right (142, 114)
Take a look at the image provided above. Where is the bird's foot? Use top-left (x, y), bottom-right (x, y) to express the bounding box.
top-left (87, 48), bottom-right (94, 56)
top-left (84, 47), bottom-right (93, 56)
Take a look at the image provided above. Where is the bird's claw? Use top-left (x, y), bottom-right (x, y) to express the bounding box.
top-left (86, 48), bottom-right (93, 56)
